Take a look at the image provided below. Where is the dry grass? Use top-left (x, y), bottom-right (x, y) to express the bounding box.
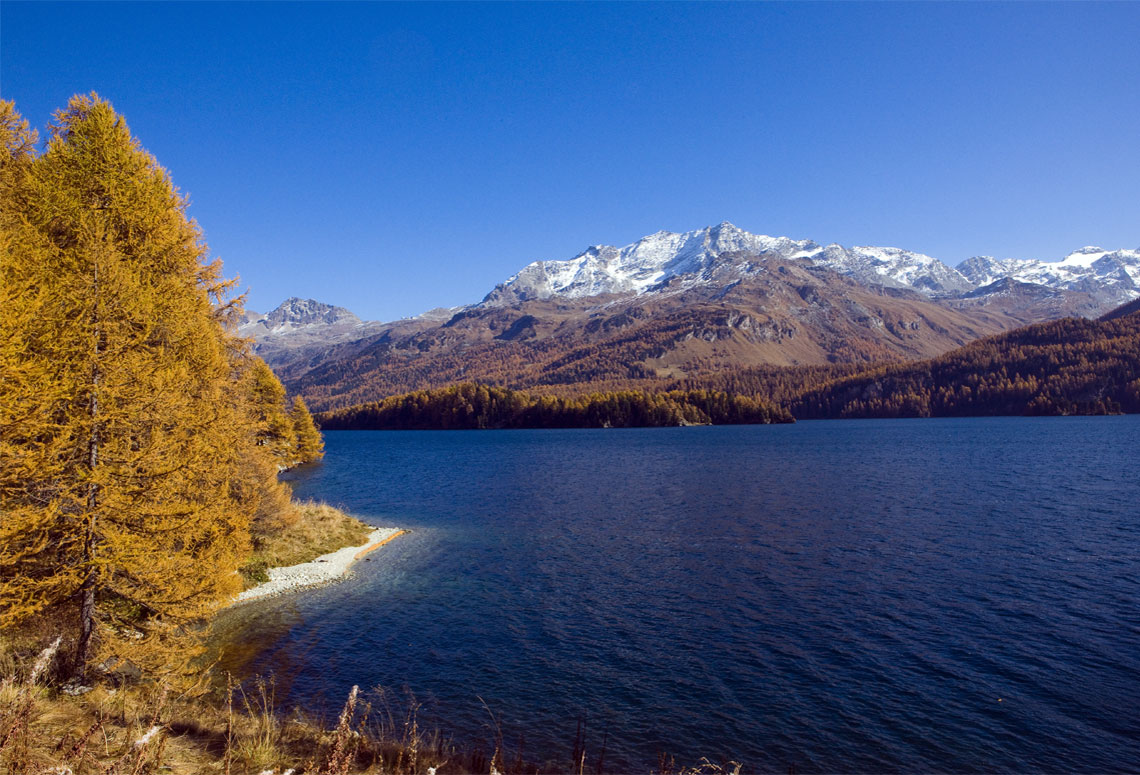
top-left (0, 636), bottom-right (473, 774)
top-left (0, 636), bottom-right (744, 774)
top-left (240, 501), bottom-right (373, 588)
top-left (0, 637), bottom-right (182, 775)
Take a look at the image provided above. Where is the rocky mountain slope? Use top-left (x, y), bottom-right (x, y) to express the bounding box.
top-left (239, 298), bottom-right (438, 367)
top-left (483, 222), bottom-right (1138, 311)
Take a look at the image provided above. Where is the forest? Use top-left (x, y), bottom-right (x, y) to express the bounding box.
top-left (317, 383), bottom-right (793, 430)
top-left (0, 94), bottom-right (323, 687)
top-left (791, 311), bottom-right (1140, 418)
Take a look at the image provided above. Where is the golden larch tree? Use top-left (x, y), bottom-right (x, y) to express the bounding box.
top-left (290, 395), bottom-right (325, 463)
top-left (0, 102), bottom-right (85, 630)
top-left (247, 357), bottom-right (297, 463)
top-left (236, 358), bottom-right (299, 535)
top-left (0, 94), bottom-right (259, 681)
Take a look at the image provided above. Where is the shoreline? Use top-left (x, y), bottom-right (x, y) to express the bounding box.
top-left (232, 526), bottom-right (406, 606)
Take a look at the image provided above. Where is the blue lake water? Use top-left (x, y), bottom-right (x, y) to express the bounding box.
top-left (227, 418), bottom-right (1140, 772)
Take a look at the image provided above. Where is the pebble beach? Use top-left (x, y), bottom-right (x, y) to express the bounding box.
top-left (234, 527), bottom-right (405, 605)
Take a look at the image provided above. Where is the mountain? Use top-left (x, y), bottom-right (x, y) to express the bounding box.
top-left (481, 222), bottom-right (982, 306)
top-left (482, 222), bottom-right (1137, 312)
top-left (957, 247), bottom-right (1140, 309)
top-left (481, 224), bottom-right (818, 305)
top-left (239, 298), bottom-right (471, 369)
top-left (309, 300), bottom-right (1140, 430)
top-left (240, 297), bottom-right (362, 340)
top-left (261, 224), bottom-right (1136, 411)
top-left (281, 258), bottom-right (1038, 411)
top-left (238, 298), bottom-right (436, 368)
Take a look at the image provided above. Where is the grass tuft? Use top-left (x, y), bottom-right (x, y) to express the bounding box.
top-left (239, 501), bottom-right (374, 588)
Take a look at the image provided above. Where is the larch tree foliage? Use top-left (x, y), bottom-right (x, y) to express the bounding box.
top-left (0, 94), bottom-right (258, 682)
top-left (236, 358), bottom-right (299, 536)
top-left (289, 396), bottom-right (325, 463)
top-left (0, 102), bottom-right (75, 631)
top-left (248, 357), bottom-right (297, 462)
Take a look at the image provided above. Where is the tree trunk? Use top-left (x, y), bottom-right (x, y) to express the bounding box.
top-left (73, 259), bottom-right (99, 681)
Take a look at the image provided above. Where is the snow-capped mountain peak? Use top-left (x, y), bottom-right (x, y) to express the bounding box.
top-left (956, 256), bottom-right (1026, 287)
top-left (956, 247), bottom-right (1140, 302)
top-left (481, 223), bottom-right (975, 305)
top-left (481, 222), bottom-right (823, 306)
top-left (479, 224), bottom-right (1139, 312)
top-left (816, 245), bottom-right (974, 295)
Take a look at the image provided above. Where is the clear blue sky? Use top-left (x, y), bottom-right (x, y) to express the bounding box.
top-left (3, 2), bottom-right (1138, 321)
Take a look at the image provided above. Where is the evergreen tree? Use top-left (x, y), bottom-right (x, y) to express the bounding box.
top-left (290, 396), bottom-right (325, 463)
top-left (0, 95), bottom-right (256, 681)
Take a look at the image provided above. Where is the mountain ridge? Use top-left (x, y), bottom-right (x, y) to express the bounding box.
top-left (278, 258), bottom-right (1047, 412)
top-left (250, 224), bottom-right (1139, 342)
top-left (243, 224), bottom-right (1137, 410)
top-left (481, 222), bottom-right (1139, 311)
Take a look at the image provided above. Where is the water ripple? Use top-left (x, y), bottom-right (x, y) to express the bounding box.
top-left (222, 417), bottom-right (1140, 772)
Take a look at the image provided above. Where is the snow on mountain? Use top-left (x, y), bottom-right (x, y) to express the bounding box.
top-left (482, 223), bottom-right (973, 305)
top-left (252, 232), bottom-right (1138, 370)
top-left (481, 223), bottom-right (824, 305)
top-left (957, 247), bottom-right (1140, 300)
top-left (482, 223), bottom-right (1139, 310)
top-left (814, 245), bottom-right (975, 295)
top-left (238, 298), bottom-right (412, 369)
top-left (241, 297), bottom-right (362, 337)
top-left (957, 256), bottom-right (1027, 287)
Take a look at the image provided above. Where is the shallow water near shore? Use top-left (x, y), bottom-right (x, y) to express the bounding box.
top-left (222, 417), bottom-right (1140, 772)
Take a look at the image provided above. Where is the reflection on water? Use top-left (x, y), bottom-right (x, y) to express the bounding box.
top-left (210, 600), bottom-right (307, 685)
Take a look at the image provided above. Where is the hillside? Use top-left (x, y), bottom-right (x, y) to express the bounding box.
top-left (286, 259), bottom-right (1045, 411)
top-left (1100, 296), bottom-right (1140, 321)
top-left (792, 305), bottom-right (1140, 418)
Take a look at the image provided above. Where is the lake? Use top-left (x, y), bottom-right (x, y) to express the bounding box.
top-left (223, 418), bottom-right (1140, 772)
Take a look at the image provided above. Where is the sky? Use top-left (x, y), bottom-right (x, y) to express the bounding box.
top-left (3, 2), bottom-right (1139, 321)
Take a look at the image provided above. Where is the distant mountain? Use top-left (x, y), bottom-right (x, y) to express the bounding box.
top-left (260, 224), bottom-right (1136, 411)
top-left (259, 297), bottom-right (360, 329)
top-left (241, 297), bottom-right (361, 335)
top-left (239, 298), bottom-right (433, 368)
top-left (281, 258), bottom-right (1038, 411)
top-left (956, 247), bottom-right (1140, 309)
top-left (482, 222), bottom-right (1138, 313)
top-left (239, 298), bottom-right (465, 368)
top-left (481, 223), bottom-right (819, 304)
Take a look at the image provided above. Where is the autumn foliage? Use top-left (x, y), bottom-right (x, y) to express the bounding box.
top-left (0, 95), bottom-right (322, 683)
top-left (792, 311), bottom-right (1140, 418)
top-left (317, 383), bottom-right (792, 430)
top-left (313, 307), bottom-right (1140, 430)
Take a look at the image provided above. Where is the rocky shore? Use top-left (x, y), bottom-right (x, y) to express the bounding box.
top-left (234, 527), bottom-right (404, 605)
